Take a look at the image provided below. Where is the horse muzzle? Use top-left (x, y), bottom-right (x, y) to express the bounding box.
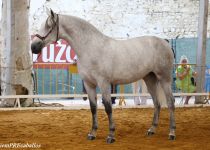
top-left (31, 41), bottom-right (44, 54)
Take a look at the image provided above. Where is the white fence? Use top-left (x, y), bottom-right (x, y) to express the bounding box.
top-left (0, 92), bottom-right (209, 108)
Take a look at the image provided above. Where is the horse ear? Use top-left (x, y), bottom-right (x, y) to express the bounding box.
top-left (50, 9), bottom-right (55, 18)
top-left (46, 8), bottom-right (55, 18)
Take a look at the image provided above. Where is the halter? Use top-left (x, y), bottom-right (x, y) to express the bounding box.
top-left (35, 14), bottom-right (59, 42)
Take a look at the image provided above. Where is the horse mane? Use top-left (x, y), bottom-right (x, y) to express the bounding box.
top-left (62, 14), bottom-right (105, 37)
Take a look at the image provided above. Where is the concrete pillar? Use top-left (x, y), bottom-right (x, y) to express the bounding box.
top-left (195, 0), bottom-right (208, 104)
top-left (1, 0), bottom-right (33, 107)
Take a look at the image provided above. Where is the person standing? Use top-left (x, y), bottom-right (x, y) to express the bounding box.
top-left (176, 55), bottom-right (197, 104)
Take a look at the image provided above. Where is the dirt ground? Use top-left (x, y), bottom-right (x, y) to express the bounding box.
top-left (0, 107), bottom-right (210, 150)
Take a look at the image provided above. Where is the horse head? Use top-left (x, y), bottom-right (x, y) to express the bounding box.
top-left (31, 9), bottom-right (59, 54)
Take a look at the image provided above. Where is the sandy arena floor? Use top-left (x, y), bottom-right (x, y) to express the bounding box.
top-left (0, 107), bottom-right (210, 150)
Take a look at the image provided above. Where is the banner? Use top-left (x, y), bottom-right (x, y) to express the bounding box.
top-left (33, 40), bottom-right (77, 69)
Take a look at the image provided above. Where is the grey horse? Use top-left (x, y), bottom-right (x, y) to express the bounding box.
top-left (31, 10), bottom-right (176, 143)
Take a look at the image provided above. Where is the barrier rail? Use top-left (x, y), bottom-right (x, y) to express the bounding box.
top-left (0, 92), bottom-right (209, 108)
top-left (0, 93), bottom-right (209, 99)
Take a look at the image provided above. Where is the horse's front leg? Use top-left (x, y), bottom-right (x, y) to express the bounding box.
top-left (83, 81), bottom-right (97, 140)
top-left (102, 96), bottom-right (115, 143)
top-left (99, 82), bottom-right (115, 143)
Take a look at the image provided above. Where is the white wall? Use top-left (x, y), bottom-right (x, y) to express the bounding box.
top-left (29, 0), bottom-right (210, 39)
top-left (0, 0), bottom-right (208, 39)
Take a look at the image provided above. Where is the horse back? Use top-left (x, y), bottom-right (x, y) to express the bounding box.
top-left (106, 36), bottom-right (174, 83)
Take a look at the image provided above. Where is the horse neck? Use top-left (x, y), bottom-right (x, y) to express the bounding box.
top-left (59, 15), bottom-right (108, 58)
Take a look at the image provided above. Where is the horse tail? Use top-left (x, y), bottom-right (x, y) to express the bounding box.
top-left (156, 82), bottom-right (167, 107)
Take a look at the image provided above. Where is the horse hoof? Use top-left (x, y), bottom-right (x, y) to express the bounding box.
top-left (168, 135), bottom-right (176, 140)
top-left (106, 136), bottom-right (115, 144)
top-left (147, 131), bottom-right (155, 136)
top-left (87, 134), bottom-right (96, 140)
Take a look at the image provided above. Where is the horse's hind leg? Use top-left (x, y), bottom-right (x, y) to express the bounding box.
top-left (160, 80), bottom-right (176, 140)
top-left (98, 80), bottom-right (115, 143)
top-left (143, 73), bottom-right (160, 136)
top-left (83, 81), bottom-right (98, 140)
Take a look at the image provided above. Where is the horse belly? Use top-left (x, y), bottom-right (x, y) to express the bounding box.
top-left (112, 67), bottom-right (150, 84)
